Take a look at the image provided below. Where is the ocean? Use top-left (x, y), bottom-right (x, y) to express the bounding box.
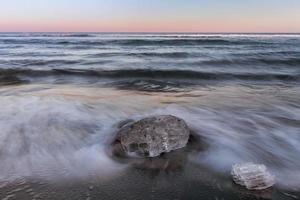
top-left (0, 33), bottom-right (299, 199)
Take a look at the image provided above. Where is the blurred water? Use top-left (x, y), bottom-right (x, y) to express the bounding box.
top-left (0, 33), bottom-right (299, 191)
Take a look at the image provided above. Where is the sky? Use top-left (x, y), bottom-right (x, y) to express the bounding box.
top-left (0, 0), bottom-right (300, 33)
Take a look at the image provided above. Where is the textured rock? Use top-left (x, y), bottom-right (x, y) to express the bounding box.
top-left (231, 163), bottom-right (275, 190)
top-left (115, 115), bottom-right (190, 157)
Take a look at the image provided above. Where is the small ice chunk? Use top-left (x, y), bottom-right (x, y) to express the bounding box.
top-left (231, 163), bottom-right (275, 190)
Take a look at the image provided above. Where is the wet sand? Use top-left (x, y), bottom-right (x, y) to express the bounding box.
top-left (0, 150), bottom-right (299, 200)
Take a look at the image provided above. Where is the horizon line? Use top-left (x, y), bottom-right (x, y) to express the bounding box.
top-left (0, 31), bottom-right (300, 34)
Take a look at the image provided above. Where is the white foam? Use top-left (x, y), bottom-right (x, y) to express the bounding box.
top-left (0, 95), bottom-right (125, 181)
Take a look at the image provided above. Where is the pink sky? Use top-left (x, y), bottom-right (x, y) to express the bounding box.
top-left (0, 0), bottom-right (299, 32)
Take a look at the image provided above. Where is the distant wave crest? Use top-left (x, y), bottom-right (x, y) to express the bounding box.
top-left (0, 38), bottom-right (270, 46)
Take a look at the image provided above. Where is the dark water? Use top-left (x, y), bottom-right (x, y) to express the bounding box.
top-left (0, 33), bottom-right (300, 199)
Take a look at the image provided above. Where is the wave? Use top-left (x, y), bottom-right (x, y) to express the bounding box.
top-left (87, 52), bottom-right (191, 58)
top-left (0, 39), bottom-right (99, 46)
top-left (200, 57), bottom-right (300, 66)
top-left (61, 33), bottom-right (95, 37)
top-left (3, 55), bottom-right (300, 68)
top-left (0, 74), bottom-right (28, 86)
top-left (112, 39), bottom-right (238, 46)
top-left (0, 38), bottom-right (270, 46)
top-left (130, 52), bottom-right (191, 58)
top-left (1, 68), bottom-right (299, 83)
top-left (1, 59), bottom-right (83, 67)
top-left (51, 69), bottom-right (300, 81)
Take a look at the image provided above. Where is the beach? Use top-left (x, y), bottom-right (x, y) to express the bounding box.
top-left (0, 33), bottom-right (300, 199)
